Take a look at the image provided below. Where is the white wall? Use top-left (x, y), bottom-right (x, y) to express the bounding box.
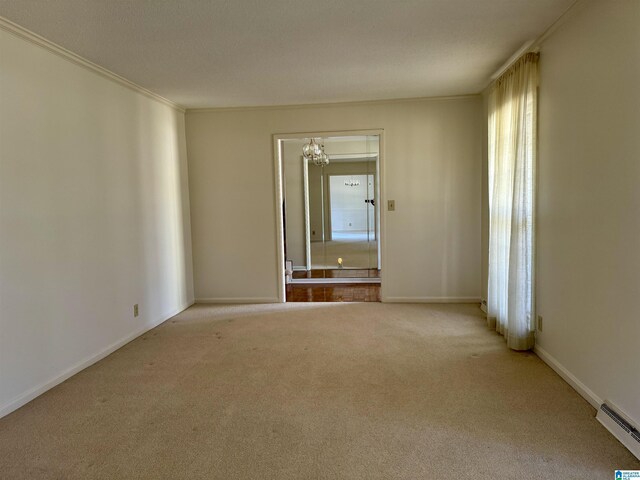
top-left (0, 27), bottom-right (194, 416)
top-left (186, 97), bottom-right (482, 302)
top-left (329, 175), bottom-right (370, 232)
top-left (535, 0), bottom-right (640, 424)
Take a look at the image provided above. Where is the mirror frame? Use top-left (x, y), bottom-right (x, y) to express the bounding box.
top-left (272, 129), bottom-right (385, 303)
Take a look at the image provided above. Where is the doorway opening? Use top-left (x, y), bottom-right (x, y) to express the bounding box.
top-left (273, 131), bottom-right (383, 302)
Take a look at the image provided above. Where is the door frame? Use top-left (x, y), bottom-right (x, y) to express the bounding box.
top-left (272, 129), bottom-right (385, 303)
top-left (302, 155), bottom-right (312, 270)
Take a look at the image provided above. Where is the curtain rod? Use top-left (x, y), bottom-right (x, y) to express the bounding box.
top-left (490, 40), bottom-right (536, 81)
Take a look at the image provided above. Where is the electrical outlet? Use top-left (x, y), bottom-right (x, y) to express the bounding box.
top-left (537, 315), bottom-right (543, 332)
top-left (388, 200), bottom-right (395, 211)
top-left (134, 304), bottom-right (139, 317)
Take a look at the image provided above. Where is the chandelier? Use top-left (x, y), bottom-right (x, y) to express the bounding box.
top-left (302, 138), bottom-right (330, 166)
top-left (344, 179), bottom-right (360, 187)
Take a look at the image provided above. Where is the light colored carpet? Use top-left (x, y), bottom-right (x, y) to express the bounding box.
top-left (0, 303), bottom-right (638, 479)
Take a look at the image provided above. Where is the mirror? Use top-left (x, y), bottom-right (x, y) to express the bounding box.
top-left (283, 134), bottom-right (380, 280)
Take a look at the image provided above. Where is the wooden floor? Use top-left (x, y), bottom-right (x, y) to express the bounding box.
top-left (286, 284), bottom-right (380, 302)
top-left (288, 269), bottom-right (381, 302)
top-left (292, 269), bottom-right (380, 279)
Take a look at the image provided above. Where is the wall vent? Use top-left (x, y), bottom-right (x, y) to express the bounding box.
top-left (596, 403), bottom-right (640, 460)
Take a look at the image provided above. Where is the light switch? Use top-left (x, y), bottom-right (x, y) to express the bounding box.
top-left (387, 200), bottom-right (395, 211)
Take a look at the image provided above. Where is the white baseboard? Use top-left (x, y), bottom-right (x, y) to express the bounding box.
top-left (533, 344), bottom-right (602, 409)
top-left (195, 297), bottom-right (281, 304)
top-left (0, 301), bottom-right (193, 419)
top-left (527, 346), bottom-right (640, 459)
top-left (382, 297), bottom-right (481, 304)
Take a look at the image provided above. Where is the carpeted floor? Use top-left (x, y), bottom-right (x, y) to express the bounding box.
top-left (1, 303), bottom-right (638, 479)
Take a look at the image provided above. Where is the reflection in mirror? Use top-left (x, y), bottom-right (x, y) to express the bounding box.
top-left (283, 134), bottom-right (380, 281)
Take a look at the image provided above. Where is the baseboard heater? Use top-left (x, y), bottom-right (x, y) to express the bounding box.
top-left (596, 403), bottom-right (640, 460)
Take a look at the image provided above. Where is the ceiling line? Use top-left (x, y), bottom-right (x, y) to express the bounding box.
top-left (0, 15), bottom-right (186, 113)
top-left (485, 0), bottom-right (582, 89)
top-left (186, 93), bottom-right (482, 114)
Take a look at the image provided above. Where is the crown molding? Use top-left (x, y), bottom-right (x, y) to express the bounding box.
top-left (186, 93), bottom-right (481, 114)
top-left (532, 0), bottom-right (585, 48)
top-left (0, 16), bottom-right (186, 113)
top-left (489, 39), bottom-right (537, 82)
top-left (484, 0), bottom-right (583, 90)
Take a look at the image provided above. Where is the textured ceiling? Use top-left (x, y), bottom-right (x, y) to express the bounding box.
top-left (0, 0), bottom-right (575, 108)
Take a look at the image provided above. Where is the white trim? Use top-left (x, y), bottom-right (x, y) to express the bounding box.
top-left (378, 133), bottom-right (387, 298)
top-left (273, 129), bottom-right (386, 141)
top-left (0, 301), bottom-right (193, 419)
top-left (324, 172), bottom-right (332, 241)
top-left (533, 0), bottom-right (585, 48)
top-left (485, 0), bottom-right (582, 89)
top-left (382, 297), bottom-right (481, 304)
top-left (0, 16), bottom-right (185, 112)
top-left (273, 138), bottom-right (287, 303)
top-left (490, 40), bottom-right (536, 81)
top-left (187, 94), bottom-right (480, 113)
top-left (195, 297), bottom-right (280, 304)
top-left (273, 129), bottom-right (386, 303)
top-left (375, 148), bottom-right (382, 269)
top-left (330, 153), bottom-right (379, 160)
top-left (302, 155), bottom-right (312, 270)
top-left (533, 345), bottom-right (602, 409)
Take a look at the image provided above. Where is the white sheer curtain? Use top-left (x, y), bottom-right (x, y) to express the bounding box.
top-left (487, 52), bottom-right (538, 351)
